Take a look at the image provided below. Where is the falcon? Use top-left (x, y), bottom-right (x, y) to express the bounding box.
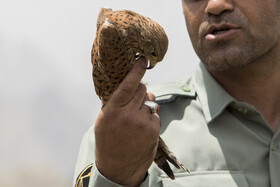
top-left (91, 8), bottom-right (188, 179)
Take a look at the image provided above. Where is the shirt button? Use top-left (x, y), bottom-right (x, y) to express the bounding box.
top-left (182, 85), bottom-right (191, 92)
top-left (237, 107), bottom-right (247, 114)
top-left (271, 143), bottom-right (278, 151)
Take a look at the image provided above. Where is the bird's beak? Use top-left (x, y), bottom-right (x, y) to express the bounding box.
top-left (146, 61), bottom-right (156, 70)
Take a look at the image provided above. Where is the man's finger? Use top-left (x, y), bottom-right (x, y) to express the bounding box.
top-left (108, 57), bottom-right (148, 107)
top-left (127, 83), bottom-right (147, 109)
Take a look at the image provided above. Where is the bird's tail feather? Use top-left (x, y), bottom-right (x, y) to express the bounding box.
top-left (154, 137), bottom-right (189, 180)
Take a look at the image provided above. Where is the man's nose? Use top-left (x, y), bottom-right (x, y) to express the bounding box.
top-left (205, 0), bottom-right (234, 16)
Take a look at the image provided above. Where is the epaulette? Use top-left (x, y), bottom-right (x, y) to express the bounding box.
top-left (147, 77), bottom-right (196, 104)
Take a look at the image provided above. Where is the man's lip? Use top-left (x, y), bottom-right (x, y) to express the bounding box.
top-left (205, 24), bottom-right (240, 40)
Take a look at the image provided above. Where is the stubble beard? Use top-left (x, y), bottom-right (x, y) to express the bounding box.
top-left (197, 38), bottom-right (258, 72)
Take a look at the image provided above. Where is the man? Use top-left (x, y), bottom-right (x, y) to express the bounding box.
top-left (74, 0), bottom-right (280, 186)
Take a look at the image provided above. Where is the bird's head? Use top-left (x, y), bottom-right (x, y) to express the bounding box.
top-left (142, 22), bottom-right (168, 69)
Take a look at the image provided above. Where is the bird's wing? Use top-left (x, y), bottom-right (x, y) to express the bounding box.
top-left (92, 18), bottom-right (129, 103)
top-left (98, 18), bottom-right (129, 80)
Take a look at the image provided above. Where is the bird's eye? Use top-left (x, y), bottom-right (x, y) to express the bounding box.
top-left (151, 51), bottom-right (157, 57)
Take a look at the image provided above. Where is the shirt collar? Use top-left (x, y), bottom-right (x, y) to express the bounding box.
top-left (193, 62), bottom-right (235, 124)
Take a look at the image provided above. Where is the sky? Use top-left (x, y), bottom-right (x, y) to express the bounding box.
top-left (0, 0), bottom-right (199, 186)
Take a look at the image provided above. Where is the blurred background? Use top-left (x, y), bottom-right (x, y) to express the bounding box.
top-left (0, 0), bottom-right (199, 186)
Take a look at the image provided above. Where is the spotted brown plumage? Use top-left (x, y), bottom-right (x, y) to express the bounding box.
top-left (91, 8), bottom-right (187, 180)
top-left (92, 8), bottom-right (168, 104)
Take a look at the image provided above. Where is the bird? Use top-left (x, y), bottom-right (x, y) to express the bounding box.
top-left (91, 7), bottom-right (188, 180)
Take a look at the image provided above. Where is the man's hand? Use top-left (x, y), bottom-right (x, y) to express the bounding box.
top-left (94, 57), bottom-right (161, 187)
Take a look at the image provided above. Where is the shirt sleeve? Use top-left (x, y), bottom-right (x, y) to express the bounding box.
top-left (87, 163), bottom-right (150, 187)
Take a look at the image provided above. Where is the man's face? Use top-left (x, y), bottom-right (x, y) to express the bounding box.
top-left (182, 0), bottom-right (280, 71)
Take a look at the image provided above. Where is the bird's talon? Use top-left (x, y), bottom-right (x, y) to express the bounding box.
top-left (135, 53), bottom-right (140, 60)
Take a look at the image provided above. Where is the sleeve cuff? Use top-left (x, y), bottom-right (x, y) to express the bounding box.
top-left (88, 163), bottom-right (150, 187)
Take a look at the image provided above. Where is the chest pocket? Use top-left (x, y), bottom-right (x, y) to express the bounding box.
top-left (161, 171), bottom-right (249, 187)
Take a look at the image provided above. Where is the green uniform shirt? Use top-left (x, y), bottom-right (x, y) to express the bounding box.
top-left (74, 63), bottom-right (280, 187)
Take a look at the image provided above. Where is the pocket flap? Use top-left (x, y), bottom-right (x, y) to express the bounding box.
top-left (161, 171), bottom-right (249, 187)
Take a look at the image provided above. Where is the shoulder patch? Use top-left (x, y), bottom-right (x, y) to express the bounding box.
top-left (147, 77), bottom-right (196, 104)
top-left (75, 163), bottom-right (93, 187)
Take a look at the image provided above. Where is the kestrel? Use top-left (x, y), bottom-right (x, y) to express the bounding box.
top-left (91, 8), bottom-right (188, 180)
